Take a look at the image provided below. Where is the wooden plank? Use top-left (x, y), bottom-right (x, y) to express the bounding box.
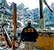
top-left (12, 3), bottom-right (17, 50)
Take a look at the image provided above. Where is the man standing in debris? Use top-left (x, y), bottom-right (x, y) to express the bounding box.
top-left (21, 21), bottom-right (39, 50)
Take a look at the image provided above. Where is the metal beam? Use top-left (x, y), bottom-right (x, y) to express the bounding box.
top-left (39, 0), bottom-right (43, 19)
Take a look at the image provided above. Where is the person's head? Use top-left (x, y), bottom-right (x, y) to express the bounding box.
top-left (28, 21), bottom-right (31, 27)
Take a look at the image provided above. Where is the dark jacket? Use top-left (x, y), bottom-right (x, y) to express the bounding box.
top-left (21, 26), bottom-right (39, 42)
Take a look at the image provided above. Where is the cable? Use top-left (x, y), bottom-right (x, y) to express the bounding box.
top-left (44, 0), bottom-right (53, 12)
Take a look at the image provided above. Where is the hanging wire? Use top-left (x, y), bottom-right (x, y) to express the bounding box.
top-left (44, 0), bottom-right (53, 12)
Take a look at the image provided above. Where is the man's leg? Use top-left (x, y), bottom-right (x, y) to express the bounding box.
top-left (24, 42), bottom-right (34, 50)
